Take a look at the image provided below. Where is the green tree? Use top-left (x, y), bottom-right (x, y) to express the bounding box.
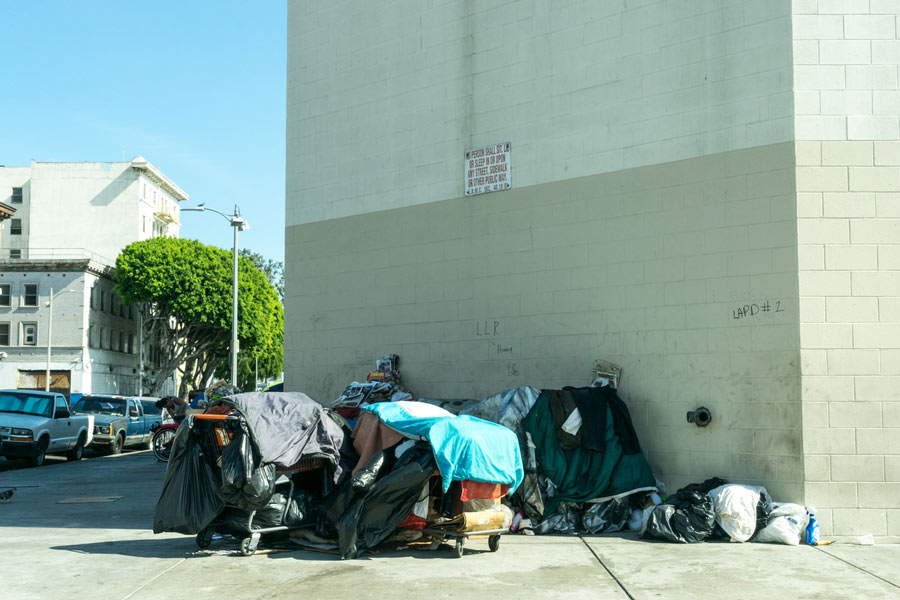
top-left (240, 249), bottom-right (284, 303)
top-left (115, 237), bottom-right (283, 396)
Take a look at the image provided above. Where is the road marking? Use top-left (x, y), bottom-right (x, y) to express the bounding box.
top-left (120, 558), bottom-right (186, 600)
top-left (58, 496), bottom-right (123, 503)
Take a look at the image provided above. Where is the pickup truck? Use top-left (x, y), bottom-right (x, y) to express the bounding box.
top-left (71, 395), bottom-right (160, 454)
top-left (0, 389), bottom-right (95, 467)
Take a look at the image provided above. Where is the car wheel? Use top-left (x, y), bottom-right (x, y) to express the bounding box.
top-left (66, 434), bottom-right (86, 462)
top-left (110, 434), bottom-right (124, 455)
top-left (30, 437), bottom-right (49, 467)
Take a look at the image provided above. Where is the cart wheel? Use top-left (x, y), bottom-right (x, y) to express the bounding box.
top-left (240, 537), bottom-right (257, 556)
top-left (454, 538), bottom-right (465, 558)
top-left (196, 527), bottom-right (214, 549)
top-left (488, 535), bottom-right (500, 552)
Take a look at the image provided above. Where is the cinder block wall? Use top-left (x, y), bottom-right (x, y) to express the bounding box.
top-left (793, 3), bottom-right (900, 538)
top-left (286, 142), bottom-right (804, 500)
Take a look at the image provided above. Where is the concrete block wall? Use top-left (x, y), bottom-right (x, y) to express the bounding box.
top-left (794, 2), bottom-right (900, 538)
top-left (287, 0), bottom-right (794, 228)
top-left (286, 142), bottom-right (804, 500)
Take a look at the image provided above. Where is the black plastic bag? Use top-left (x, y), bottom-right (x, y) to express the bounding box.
top-left (284, 489), bottom-right (315, 526)
top-left (642, 490), bottom-right (716, 543)
top-left (220, 422), bottom-right (276, 511)
top-left (321, 451), bottom-right (387, 528)
top-left (153, 424), bottom-right (224, 534)
top-left (582, 498), bottom-right (633, 534)
top-left (336, 444), bottom-right (436, 559)
top-left (220, 423), bottom-right (252, 492)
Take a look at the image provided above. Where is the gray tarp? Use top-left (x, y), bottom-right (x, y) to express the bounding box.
top-left (211, 391), bottom-right (349, 483)
top-left (459, 386), bottom-right (544, 520)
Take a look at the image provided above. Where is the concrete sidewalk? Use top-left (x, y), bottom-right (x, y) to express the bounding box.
top-left (1, 452), bottom-right (898, 600)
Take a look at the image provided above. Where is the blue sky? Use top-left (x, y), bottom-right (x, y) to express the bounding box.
top-left (0, 1), bottom-right (287, 263)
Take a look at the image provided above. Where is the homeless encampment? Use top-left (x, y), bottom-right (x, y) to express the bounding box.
top-left (153, 392), bottom-right (353, 541)
top-left (322, 401), bottom-right (523, 558)
top-left (461, 385), bottom-right (657, 533)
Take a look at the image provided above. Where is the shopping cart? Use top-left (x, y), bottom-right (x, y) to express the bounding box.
top-left (189, 413), bottom-right (332, 556)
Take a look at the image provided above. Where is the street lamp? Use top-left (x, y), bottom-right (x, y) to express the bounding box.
top-left (181, 203), bottom-right (249, 387)
top-left (45, 288), bottom-right (76, 392)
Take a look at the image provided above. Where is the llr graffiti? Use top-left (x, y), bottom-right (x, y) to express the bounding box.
top-left (476, 320), bottom-right (502, 336)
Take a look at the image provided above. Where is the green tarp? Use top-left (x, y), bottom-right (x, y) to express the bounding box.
top-left (523, 390), bottom-right (656, 517)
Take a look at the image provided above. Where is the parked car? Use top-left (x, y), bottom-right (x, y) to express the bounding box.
top-left (71, 395), bottom-right (155, 454)
top-left (0, 390), bottom-right (95, 466)
top-left (139, 398), bottom-right (166, 427)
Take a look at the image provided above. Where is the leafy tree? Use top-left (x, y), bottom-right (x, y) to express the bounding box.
top-left (240, 249), bottom-right (284, 303)
top-left (115, 237), bottom-right (283, 396)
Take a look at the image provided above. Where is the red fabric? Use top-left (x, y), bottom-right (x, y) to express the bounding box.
top-left (459, 481), bottom-right (509, 501)
top-left (397, 512), bottom-right (427, 530)
top-left (336, 406), bottom-right (361, 420)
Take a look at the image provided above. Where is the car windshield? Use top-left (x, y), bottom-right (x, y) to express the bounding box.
top-left (141, 400), bottom-right (162, 416)
top-left (72, 396), bottom-right (126, 416)
top-left (0, 392), bottom-right (53, 418)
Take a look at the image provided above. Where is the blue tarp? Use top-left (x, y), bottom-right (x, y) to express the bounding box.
top-left (362, 401), bottom-right (524, 494)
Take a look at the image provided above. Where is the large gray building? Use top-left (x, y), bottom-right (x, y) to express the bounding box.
top-left (285, 1), bottom-right (900, 538)
top-left (0, 158), bottom-right (186, 396)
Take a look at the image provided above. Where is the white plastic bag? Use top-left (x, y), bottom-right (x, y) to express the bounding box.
top-left (707, 484), bottom-right (770, 543)
top-left (753, 503), bottom-right (808, 545)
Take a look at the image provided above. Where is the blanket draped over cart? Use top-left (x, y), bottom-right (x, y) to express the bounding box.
top-left (363, 401), bottom-right (524, 493)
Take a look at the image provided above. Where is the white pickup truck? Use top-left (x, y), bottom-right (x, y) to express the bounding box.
top-left (0, 389), bottom-right (94, 467)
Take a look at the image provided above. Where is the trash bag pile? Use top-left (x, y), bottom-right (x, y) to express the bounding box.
top-left (640, 476), bottom-right (813, 546)
top-left (153, 358), bottom-right (815, 557)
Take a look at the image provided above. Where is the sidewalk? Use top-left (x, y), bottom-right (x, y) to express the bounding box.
top-left (1, 452), bottom-right (898, 600)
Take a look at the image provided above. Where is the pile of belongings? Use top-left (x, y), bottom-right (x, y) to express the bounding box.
top-left (153, 392), bottom-right (353, 537)
top-left (460, 385), bottom-right (657, 534)
top-left (330, 355), bottom-right (413, 421)
top-left (640, 477), bottom-right (812, 545)
top-left (152, 392), bottom-right (523, 559)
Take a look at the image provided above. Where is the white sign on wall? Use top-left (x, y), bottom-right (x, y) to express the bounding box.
top-left (465, 142), bottom-right (511, 196)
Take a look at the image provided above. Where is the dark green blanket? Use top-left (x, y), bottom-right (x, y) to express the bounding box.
top-left (523, 390), bottom-right (656, 517)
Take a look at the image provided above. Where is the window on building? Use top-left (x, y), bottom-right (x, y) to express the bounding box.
top-left (10, 219), bottom-right (22, 235)
top-left (11, 187), bottom-right (23, 204)
top-left (0, 323), bottom-right (9, 346)
top-left (9, 249), bottom-right (21, 259)
top-left (112, 331), bottom-right (119, 352)
top-left (0, 284), bottom-right (9, 307)
top-left (23, 283), bottom-right (38, 307)
top-left (22, 322), bottom-right (37, 345)
top-left (128, 334), bottom-right (134, 354)
top-left (100, 290), bottom-right (107, 312)
top-left (119, 302), bottom-right (125, 318)
top-left (99, 327), bottom-right (107, 349)
top-left (128, 305), bottom-right (134, 320)
top-left (142, 182), bottom-right (147, 199)
top-left (88, 325), bottom-right (95, 348)
top-left (111, 294), bottom-right (117, 315)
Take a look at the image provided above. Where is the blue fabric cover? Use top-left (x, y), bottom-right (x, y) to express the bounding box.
top-left (363, 401), bottom-right (523, 493)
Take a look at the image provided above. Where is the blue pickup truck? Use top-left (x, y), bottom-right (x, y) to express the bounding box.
top-left (71, 395), bottom-right (161, 454)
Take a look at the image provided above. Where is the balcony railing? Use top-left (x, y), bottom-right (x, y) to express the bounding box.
top-left (0, 248), bottom-right (116, 265)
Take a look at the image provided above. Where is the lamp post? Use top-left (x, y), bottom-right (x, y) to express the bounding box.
top-left (181, 203), bottom-right (249, 387)
top-left (46, 288), bottom-right (76, 392)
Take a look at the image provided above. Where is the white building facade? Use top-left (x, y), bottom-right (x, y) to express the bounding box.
top-left (0, 157), bottom-right (186, 396)
top-left (0, 157), bottom-right (185, 263)
top-left (285, 2), bottom-right (900, 538)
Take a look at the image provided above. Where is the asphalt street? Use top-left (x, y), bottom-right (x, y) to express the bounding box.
top-left (0, 451), bottom-right (899, 600)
